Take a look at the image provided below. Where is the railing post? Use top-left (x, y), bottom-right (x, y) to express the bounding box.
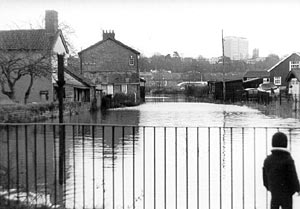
top-left (57, 54), bottom-right (65, 186)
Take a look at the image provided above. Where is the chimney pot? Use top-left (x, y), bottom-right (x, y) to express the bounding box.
top-left (103, 29), bottom-right (115, 40)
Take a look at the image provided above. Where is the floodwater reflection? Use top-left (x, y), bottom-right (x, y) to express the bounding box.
top-left (1, 100), bottom-right (300, 209)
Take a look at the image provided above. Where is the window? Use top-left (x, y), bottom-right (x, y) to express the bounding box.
top-left (274, 76), bottom-right (281, 85)
top-left (129, 55), bottom-right (134, 66)
top-left (263, 78), bottom-right (270, 83)
top-left (107, 85), bottom-right (114, 95)
top-left (289, 61), bottom-right (300, 71)
top-left (121, 84), bottom-right (127, 94)
top-left (40, 90), bottom-right (49, 101)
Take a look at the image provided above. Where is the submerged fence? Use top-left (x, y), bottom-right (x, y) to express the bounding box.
top-left (0, 124), bottom-right (300, 209)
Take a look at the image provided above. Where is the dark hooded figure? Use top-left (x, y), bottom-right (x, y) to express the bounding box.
top-left (263, 132), bottom-right (300, 209)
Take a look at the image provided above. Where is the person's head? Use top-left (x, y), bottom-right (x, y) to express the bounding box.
top-left (272, 132), bottom-right (288, 148)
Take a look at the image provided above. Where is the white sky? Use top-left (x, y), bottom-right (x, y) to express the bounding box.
top-left (1, 0), bottom-right (300, 58)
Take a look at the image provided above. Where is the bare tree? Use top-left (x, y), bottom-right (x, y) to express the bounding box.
top-left (0, 50), bottom-right (52, 103)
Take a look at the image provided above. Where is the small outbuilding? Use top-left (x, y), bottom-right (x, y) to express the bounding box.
top-left (208, 79), bottom-right (244, 102)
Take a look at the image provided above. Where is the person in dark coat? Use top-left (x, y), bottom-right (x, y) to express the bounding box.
top-left (263, 132), bottom-right (300, 209)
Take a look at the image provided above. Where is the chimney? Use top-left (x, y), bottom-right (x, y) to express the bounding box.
top-left (103, 30), bottom-right (115, 40)
top-left (45, 10), bottom-right (58, 33)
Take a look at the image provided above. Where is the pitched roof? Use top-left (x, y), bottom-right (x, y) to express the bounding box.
top-left (286, 69), bottom-right (300, 82)
top-left (65, 66), bottom-right (95, 87)
top-left (0, 29), bottom-right (68, 53)
top-left (267, 52), bottom-right (300, 72)
top-left (244, 70), bottom-right (269, 78)
top-left (78, 37), bottom-right (140, 55)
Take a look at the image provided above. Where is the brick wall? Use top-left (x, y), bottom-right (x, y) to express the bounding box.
top-left (80, 39), bottom-right (139, 84)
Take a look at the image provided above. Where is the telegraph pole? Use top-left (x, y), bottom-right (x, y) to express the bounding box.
top-left (222, 30), bottom-right (226, 101)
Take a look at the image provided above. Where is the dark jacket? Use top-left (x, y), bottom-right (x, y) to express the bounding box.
top-left (263, 148), bottom-right (300, 196)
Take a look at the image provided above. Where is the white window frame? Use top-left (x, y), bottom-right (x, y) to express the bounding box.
top-left (129, 55), bottom-right (134, 66)
top-left (121, 84), bottom-right (127, 94)
top-left (289, 61), bottom-right (300, 71)
top-left (107, 85), bottom-right (114, 95)
top-left (274, 76), bottom-right (281, 85)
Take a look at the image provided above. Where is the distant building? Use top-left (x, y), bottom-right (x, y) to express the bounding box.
top-left (224, 36), bottom-right (249, 60)
top-left (246, 57), bottom-right (266, 64)
top-left (209, 57), bottom-right (220, 64)
top-left (78, 30), bottom-right (142, 102)
top-left (252, 48), bottom-right (259, 59)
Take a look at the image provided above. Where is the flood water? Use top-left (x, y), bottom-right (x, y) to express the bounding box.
top-left (1, 96), bottom-right (300, 209)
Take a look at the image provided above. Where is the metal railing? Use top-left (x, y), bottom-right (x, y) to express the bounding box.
top-left (0, 124), bottom-right (299, 209)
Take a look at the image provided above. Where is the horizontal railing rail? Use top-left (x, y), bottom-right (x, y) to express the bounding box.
top-left (0, 124), bottom-right (299, 209)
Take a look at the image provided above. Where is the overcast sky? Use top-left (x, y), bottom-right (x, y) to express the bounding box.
top-left (1, 0), bottom-right (299, 58)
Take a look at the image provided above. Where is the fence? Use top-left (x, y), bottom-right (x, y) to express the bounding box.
top-left (0, 124), bottom-right (300, 209)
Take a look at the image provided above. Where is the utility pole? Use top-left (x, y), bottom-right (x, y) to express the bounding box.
top-left (222, 30), bottom-right (226, 102)
top-left (57, 54), bottom-right (65, 185)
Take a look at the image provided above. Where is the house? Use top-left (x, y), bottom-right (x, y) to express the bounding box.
top-left (53, 66), bottom-right (96, 103)
top-left (267, 52), bottom-right (300, 89)
top-left (0, 10), bottom-right (96, 105)
top-left (286, 69), bottom-right (300, 99)
top-left (243, 70), bottom-right (270, 82)
top-left (78, 30), bottom-right (142, 103)
top-left (242, 70), bottom-right (270, 89)
top-left (0, 10), bottom-right (81, 104)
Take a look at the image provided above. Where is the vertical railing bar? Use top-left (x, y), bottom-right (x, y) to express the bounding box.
top-left (6, 125), bottom-right (10, 207)
top-left (186, 127), bottom-right (188, 209)
top-left (53, 125), bottom-right (57, 206)
top-left (289, 129), bottom-right (292, 152)
top-left (175, 127), bottom-right (178, 209)
top-left (164, 127), bottom-right (167, 209)
top-left (197, 127), bottom-right (199, 209)
top-left (133, 126), bottom-right (136, 209)
top-left (154, 127), bottom-right (156, 209)
top-left (219, 127), bottom-right (222, 209)
top-left (242, 127), bottom-right (245, 209)
top-left (102, 126), bottom-right (105, 209)
top-left (15, 125), bottom-right (19, 202)
top-left (112, 126), bottom-right (115, 209)
top-left (63, 125), bottom-right (67, 200)
top-left (253, 128), bottom-right (257, 209)
top-left (72, 125), bottom-right (76, 209)
top-left (34, 124), bottom-right (38, 207)
top-left (44, 125), bottom-right (48, 205)
top-left (92, 126), bottom-right (95, 209)
top-left (82, 125), bottom-right (85, 209)
top-left (265, 127), bottom-right (268, 209)
top-left (230, 127), bottom-right (233, 209)
top-left (25, 125), bottom-right (29, 205)
top-left (143, 126), bottom-right (146, 209)
top-left (208, 127), bottom-right (211, 209)
top-left (122, 126), bottom-right (125, 209)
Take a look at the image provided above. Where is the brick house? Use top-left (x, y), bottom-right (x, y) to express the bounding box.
top-left (267, 52), bottom-right (300, 89)
top-left (78, 30), bottom-right (141, 103)
top-left (0, 10), bottom-right (94, 104)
